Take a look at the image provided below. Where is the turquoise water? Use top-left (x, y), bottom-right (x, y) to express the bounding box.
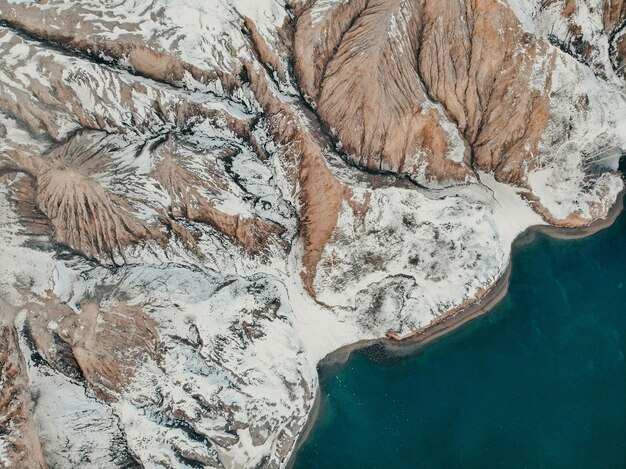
top-left (294, 196), bottom-right (626, 469)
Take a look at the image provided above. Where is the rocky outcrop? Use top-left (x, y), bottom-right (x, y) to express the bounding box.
top-left (295, 0), bottom-right (472, 187)
top-left (0, 325), bottom-right (47, 469)
top-left (153, 139), bottom-right (286, 255)
top-left (25, 295), bottom-right (160, 401)
top-left (36, 168), bottom-right (156, 262)
top-left (614, 31), bottom-right (626, 79)
top-left (418, 0), bottom-right (555, 183)
top-left (7, 132), bottom-right (164, 263)
top-left (294, 0), bottom-right (557, 187)
top-left (513, 0), bottom-right (626, 82)
top-left (242, 59), bottom-right (349, 293)
top-left (0, 2), bottom-right (241, 91)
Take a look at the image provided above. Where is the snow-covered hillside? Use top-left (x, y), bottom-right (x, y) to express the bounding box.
top-left (0, 0), bottom-right (624, 467)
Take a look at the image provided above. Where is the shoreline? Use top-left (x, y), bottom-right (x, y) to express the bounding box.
top-left (287, 188), bottom-right (625, 468)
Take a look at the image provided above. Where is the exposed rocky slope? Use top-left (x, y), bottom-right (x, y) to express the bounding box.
top-left (0, 0), bottom-right (624, 467)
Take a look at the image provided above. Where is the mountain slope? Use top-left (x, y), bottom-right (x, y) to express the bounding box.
top-left (0, 0), bottom-right (625, 467)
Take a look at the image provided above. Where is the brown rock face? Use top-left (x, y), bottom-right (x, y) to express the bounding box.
top-left (0, 326), bottom-right (47, 469)
top-left (153, 139), bottom-right (286, 255)
top-left (295, 0), bottom-right (471, 186)
top-left (295, 0), bottom-right (557, 187)
top-left (36, 168), bottom-right (154, 261)
top-left (243, 59), bottom-right (348, 292)
top-left (0, 4), bottom-right (239, 92)
top-left (28, 133), bottom-right (163, 262)
top-left (419, 0), bottom-right (555, 182)
top-left (603, 0), bottom-right (626, 32)
top-left (25, 296), bottom-right (160, 401)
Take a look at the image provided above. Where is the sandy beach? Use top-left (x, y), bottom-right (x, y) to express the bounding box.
top-left (287, 188), bottom-right (626, 468)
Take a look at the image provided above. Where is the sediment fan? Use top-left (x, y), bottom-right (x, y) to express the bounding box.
top-left (0, 0), bottom-right (624, 467)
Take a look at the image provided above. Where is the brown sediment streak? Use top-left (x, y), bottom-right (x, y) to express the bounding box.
top-left (4, 174), bottom-right (52, 238)
top-left (417, 0), bottom-right (557, 183)
top-left (601, 0), bottom-right (626, 34)
top-left (235, 0), bottom-right (349, 291)
top-left (0, 5), bottom-right (240, 92)
top-left (25, 295), bottom-right (160, 402)
top-left (243, 17), bottom-right (288, 83)
top-left (242, 59), bottom-right (347, 294)
top-left (36, 167), bottom-right (156, 261)
top-left (0, 325), bottom-right (48, 469)
top-left (152, 142), bottom-right (286, 254)
top-left (293, 0), bottom-right (559, 187)
top-left (3, 132), bottom-right (164, 262)
top-left (294, 0), bottom-right (471, 184)
top-left (0, 27), bottom-right (258, 148)
top-left (294, 0), bottom-right (370, 102)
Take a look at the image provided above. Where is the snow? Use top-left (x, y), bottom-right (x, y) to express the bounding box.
top-left (0, 441), bottom-right (10, 468)
top-left (528, 165), bottom-right (623, 220)
top-left (0, 1), bottom-right (625, 467)
top-left (1, 0), bottom-right (290, 90)
top-left (506, 0), bottom-right (539, 33)
top-left (477, 171), bottom-right (545, 245)
top-left (313, 173), bottom-right (545, 337)
top-left (527, 52), bottom-right (626, 221)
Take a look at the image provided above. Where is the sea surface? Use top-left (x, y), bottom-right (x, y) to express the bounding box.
top-left (293, 195), bottom-right (626, 469)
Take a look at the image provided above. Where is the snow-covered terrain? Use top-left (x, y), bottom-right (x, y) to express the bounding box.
top-left (0, 0), bottom-right (624, 467)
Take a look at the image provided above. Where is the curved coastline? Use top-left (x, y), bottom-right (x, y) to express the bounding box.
top-left (287, 187), bottom-right (625, 468)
